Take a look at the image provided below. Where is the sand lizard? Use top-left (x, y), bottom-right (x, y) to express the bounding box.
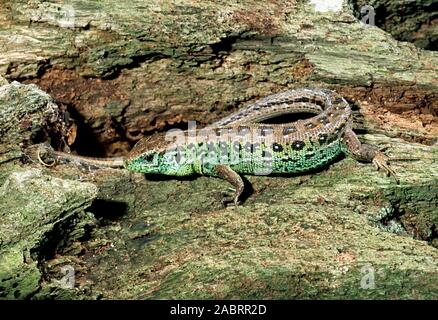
top-left (36, 88), bottom-right (398, 205)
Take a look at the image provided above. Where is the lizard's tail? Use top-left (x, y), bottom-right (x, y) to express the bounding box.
top-left (51, 150), bottom-right (125, 168)
top-left (29, 143), bottom-right (125, 169)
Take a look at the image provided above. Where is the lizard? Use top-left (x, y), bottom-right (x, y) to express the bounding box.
top-left (35, 88), bottom-right (398, 205)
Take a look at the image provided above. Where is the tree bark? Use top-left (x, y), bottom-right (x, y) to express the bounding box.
top-left (0, 0), bottom-right (437, 299)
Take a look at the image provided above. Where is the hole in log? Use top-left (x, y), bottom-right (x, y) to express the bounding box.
top-left (88, 199), bottom-right (129, 224)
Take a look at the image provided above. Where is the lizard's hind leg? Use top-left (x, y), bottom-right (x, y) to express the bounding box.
top-left (213, 164), bottom-right (245, 206)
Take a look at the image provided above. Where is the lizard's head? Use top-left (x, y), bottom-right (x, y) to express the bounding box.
top-left (124, 133), bottom-right (193, 176)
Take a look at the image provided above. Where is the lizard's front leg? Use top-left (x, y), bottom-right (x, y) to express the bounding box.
top-left (211, 164), bottom-right (245, 206)
top-left (342, 127), bottom-right (398, 183)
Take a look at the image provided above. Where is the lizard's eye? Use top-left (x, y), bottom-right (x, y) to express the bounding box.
top-left (144, 154), bottom-right (155, 162)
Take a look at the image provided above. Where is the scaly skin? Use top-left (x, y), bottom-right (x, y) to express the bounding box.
top-left (124, 88), bottom-right (397, 205)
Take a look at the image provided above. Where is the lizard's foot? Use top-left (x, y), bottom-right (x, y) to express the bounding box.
top-left (372, 151), bottom-right (399, 184)
top-left (343, 129), bottom-right (400, 184)
top-left (220, 188), bottom-right (241, 207)
top-left (220, 194), bottom-right (240, 207)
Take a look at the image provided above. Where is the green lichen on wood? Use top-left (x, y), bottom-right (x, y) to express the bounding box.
top-left (0, 81), bottom-right (65, 170)
top-left (2, 0), bottom-right (436, 85)
top-left (81, 193), bottom-right (438, 299)
top-left (0, 75), bottom-right (8, 86)
top-left (0, 168), bottom-right (98, 299)
top-left (0, 81), bottom-right (60, 145)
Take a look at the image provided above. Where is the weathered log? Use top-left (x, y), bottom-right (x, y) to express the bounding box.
top-left (0, 0), bottom-right (437, 299)
top-left (0, 168), bottom-right (97, 299)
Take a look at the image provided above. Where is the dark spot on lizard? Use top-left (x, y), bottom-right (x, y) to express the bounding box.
top-left (292, 140), bottom-right (305, 151)
top-left (292, 97), bottom-right (310, 103)
top-left (272, 143), bottom-right (284, 152)
top-left (318, 134), bottom-right (328, 144)
top-left (305, 152), bottom-right (315, 159)
top-left (260, 127), bottom-right (273, 136)
top-left (327, 134), bottom-right (338, 143)
top-left (233, 141), bottom-right (242, 152)
top-left (283, 127), bottom-right (297, 135)
top-left (215, 128), bottom-right (226, 137)
top-left (243, 142), bottom-right (260, 153)
top-left (219, 141), bottom-right (228, 149)
top-left (319, 116), bottom-right (330, 125)
top-left (282, 157), bottom-right (298, 163)
top-left (334, 123), bottom-right (346, 135)
top-left (144, 153), bottom-right (154, 162)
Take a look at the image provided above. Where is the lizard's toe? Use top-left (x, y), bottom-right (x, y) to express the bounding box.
top-left (233, 196), bottom-right (241, 207)
top-left (220, 189), bottom-right (241, 207)
top-left (372, 152), bottom-right (399, 184)
top-left (378, 144), bottom-right (392, 152)
top-left (220, 195), bottom-right (240, 207)
top-left (373, 161), bottom-right (380, 171)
